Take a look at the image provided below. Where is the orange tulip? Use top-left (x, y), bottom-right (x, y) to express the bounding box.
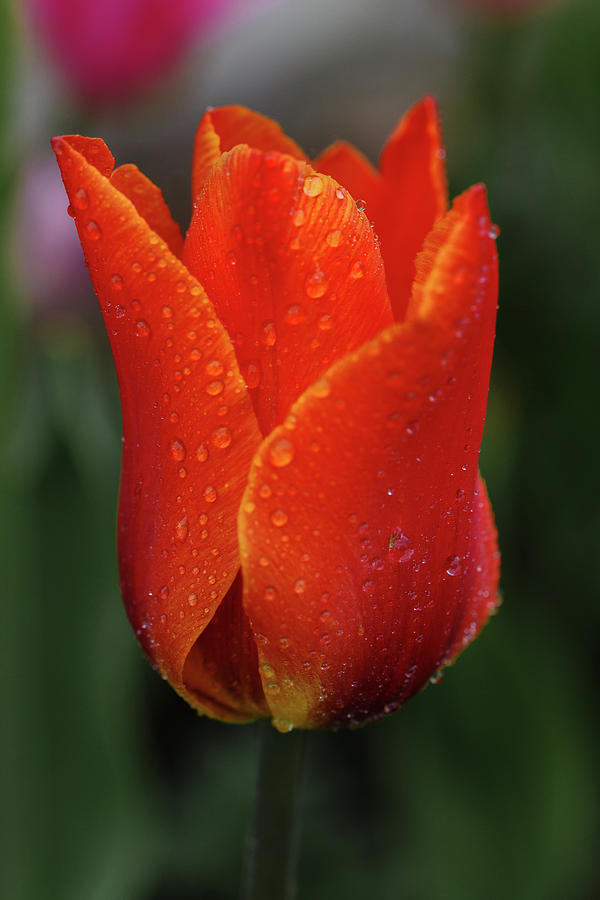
top-left (53, 99), bottom-right (500, 731)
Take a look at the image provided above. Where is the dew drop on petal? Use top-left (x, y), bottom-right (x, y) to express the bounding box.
top-left (268, 437), bottom-right (295, 468)
top-left (349, 260), bottom-right (364, 280)
top-left (326, 229), bottom-right (342, 247)
top-left (205, 359), bottom-right (223, 376)
top-left (271, 508), bottom-right (288, 527)
top-left (86, 220), bottom-right (102, 240)
top-left (305, 269), bottom-right (328, 299)
top-left (303, 175), bottom-right (323, 197)
top-left (285, 305), bottom-right (306, 325)
top-left (175, 517), bottom-right (188, 542)
top-left (445, 555), bottom-right (462, 577)
top-left (73, 187), bottom-right (89, 209)
top-left (211, 426), bottom-right (232, 449)
top-left (243, 360), bottom-right (261, 389)
top-left (170, 439), bottom-right (186, 461)
top-left (136, 320), bottom-right (150, 337)
top-left (203, 485), bottom-right (217, 503)
top-left (311, 378), bottom-right (331, 398)
top-left (261, 320), bottom-right (277, 347)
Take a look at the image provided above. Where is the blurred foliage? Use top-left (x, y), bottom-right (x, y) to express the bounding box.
top-left (2, 0), bottom-right (598, 898)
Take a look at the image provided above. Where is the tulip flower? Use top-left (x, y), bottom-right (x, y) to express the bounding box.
top-left (53, 98), bottom-right (499, 731)
top-left (26, 0), bottom-right (240, 106)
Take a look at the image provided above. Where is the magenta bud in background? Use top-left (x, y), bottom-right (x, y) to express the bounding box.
top-left (24, 0), bottom-right (241, 106)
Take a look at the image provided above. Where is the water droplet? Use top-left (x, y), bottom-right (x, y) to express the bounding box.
top-left (389, 531), bottom-right (414, 563)
top-left (211, 426), bottom-right (232, 449)
top-left (445, 555), bottom-right (462, 577)
top-left (326, 229), bottom-right (342, 247)
top-left (227, 250), bottom-right (237, 266)
top-left (188, 593), bottom-right (198, 607)
top-left (349, 260), bottom-right (364, 280)
top-left (136, 320), bottom-right (150, 337)
top-left (285, 304), bottom-right (306, 325)
top-left (170, 439), bottom-right (186, 461)
top-left (294, 578), bottom-right (306, 594)
top-left (243, 360), bottom-right (261, 389)
top-left (206, 380), bottom-right (224, 396)
top-left (73, 187), bottom-right (89, 210)
top-left (268, 437), bottom-right (295, 468)
top-left (429, 669), bottom-right (444, 685)
top-left (273, 717), bottom-right (294, 733)
top-left (86, 220), bottom-right (102, 240)
top-left (111, 274), bottom-right (123, 290)
top-left (259, 483), bottom-right (272, 499)
top-left (303, 175), bottom-right (323, 197)
top-left (488, 224), bottom-right (500, 239)
top-left (178, 466), bottom-right (187, 479)
top-left (203, 485), bottom-right (217, 503)
top-left (175, 517), bottom-right (188, 542)
top-left (196, 444), bottom-right (209, 462)
top-left (318, 313), bottom-right (333, 331)
top-left (271, 508), bottom-right (288, 527)
top-left (264, 586), bottom-right (277, 601)
top-left (162, 305), bottom-right (173, 319)
top-left (159, 586), bottom-right (169, 601)
top-left (292, 209), bottom-right (305, 226)
top-left (261, 320), bottom-right (277, 347)
top-left (311, 378), bottom-right (330, 398)
top-left (305, 268), bottom-right (328, 299)
top-left (205, 359), bottom-right (223, 376)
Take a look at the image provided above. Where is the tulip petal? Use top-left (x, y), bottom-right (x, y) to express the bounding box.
top-left (313, 141), bottom-right (380, 216)
top-left (191, 105), bottom-right (307, 200)
top-left (377, 96), bottom-right (448, 321)
top-left (53, 135), bottom-right (264, 720)
top-left (184, 145), bottom-right (394, 436)
top-left (110, 164), bottom-right (184, 257)
top-left (183, 573), bottom-right (268, 721)
top-left (239, 185), bottom-right (499, 730)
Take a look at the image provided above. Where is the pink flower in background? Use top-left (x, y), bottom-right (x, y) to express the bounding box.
top-left (25, 0), bottom-right (241, 106)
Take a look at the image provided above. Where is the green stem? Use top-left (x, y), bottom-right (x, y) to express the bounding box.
top-left (242, 723), bottom-right (306, 900)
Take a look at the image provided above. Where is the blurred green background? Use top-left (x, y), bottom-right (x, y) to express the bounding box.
top-left (1, 0), bottom-right (598, 898)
